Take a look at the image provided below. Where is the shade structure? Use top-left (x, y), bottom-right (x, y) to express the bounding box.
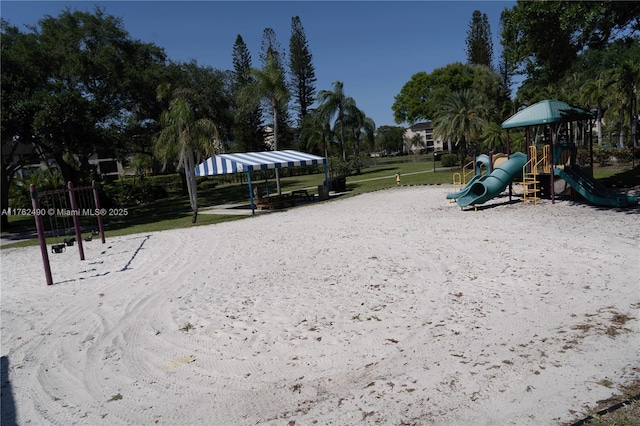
top-left (194, 149), bottom-right (328, 215)
top-left (195, 150), bottom-right (326, 176)
top-left (501, 99), bottom-right (594, 129)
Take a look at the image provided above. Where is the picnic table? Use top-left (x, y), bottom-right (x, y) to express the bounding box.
top-left (291, 189), bottom-right (313, 201)
top-left (255, 193), bottom-right (296, 210)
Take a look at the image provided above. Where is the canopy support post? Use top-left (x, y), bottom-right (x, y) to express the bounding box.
top-left (247, 172), bottom-right (255, 215)
top-left (550, 124), bottom-right (555, 204)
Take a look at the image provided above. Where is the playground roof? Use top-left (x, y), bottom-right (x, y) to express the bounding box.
top-left (195, 150), bottom-right (326, 176)
top-left (501, 99), bottom-right (594, 129)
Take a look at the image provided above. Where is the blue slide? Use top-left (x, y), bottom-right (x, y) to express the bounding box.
top-left (554, 165), bottom-right (638, 208)
top-left (447, 152), bottom-right (527, 207)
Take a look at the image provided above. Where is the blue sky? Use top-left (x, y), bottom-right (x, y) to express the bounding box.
top-left (2, 1), bottom-right (516, 127)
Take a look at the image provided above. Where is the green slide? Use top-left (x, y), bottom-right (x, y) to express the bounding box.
top-left (554, 165), bottom-right (638, 208)
top-left (447, 152), bottom-right (527, 207)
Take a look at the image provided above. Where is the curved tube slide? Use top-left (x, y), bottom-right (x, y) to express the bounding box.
top-left (447, 152), bottom-right (527, 207)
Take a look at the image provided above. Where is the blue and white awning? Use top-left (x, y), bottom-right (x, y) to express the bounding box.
top-left (195, 150), bottom-right (326, 176)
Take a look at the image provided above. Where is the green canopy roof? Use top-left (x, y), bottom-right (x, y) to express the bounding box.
top-left (501, 99), bottom-right (594, 129)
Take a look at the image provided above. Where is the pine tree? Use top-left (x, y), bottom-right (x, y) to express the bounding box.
top-left (289, 16), bottom-right (316, 126)
top-left (259, 28), bottom-right (291, 149)
top-left (231, 35), bottom-right (265, 151)
top-left (466, 10), bottom-right (493, 69)
top-left (260, 28), bottom-right (285, 70)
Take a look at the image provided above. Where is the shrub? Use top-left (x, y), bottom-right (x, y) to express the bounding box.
top-left (198, 179), bottom-right (218, 190)
top-left (441, 154), bottom-right (458, 167)
top-left (146, 174), bottom-right (182, 191)
top-left (611, 147), bottom-right (634, 164)
top-left (593, 147), bottom-right (611, 166)
top-left (103, 179), bottom-right (168, 207)
top-left (576, 149), bottom-right (591, 166)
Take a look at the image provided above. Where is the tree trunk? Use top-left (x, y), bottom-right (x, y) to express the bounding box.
top-left (1, 162), bottom-right (11, 229)
top-left (618, 109), bottom-right (625, 148)
top-left (272, 100), bottom-right (282, 195)
top-left (51, 152), bottom-right (78, 185)
top-left (339, 112), bottom-right (346, 161)
top-left (184, 147), bottom-right (198, 223)
top-left (596, 106), bottom-right (603, 146)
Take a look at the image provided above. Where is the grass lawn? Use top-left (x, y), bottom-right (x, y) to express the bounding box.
top-left (2, 157), bottom-right (638, 249)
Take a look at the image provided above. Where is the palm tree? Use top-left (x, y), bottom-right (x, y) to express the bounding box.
top-left (154, 83), bottom-right (220, 223)
top-left (481, 122), bottom-right (505, 152)
top-left (580, 72), bottom-right (611, 146)
top-left (244, 55), bottom-right (290, 194)
top-left (298, 109), bottom-right (332, 158)
top-left (433, 90), bottom-right (487, 161)
top-left (344, 104), bottom-right (375, 173)
top-left (606, 60), bottom-right (640, 148)
top-left (317, 81), bottom-right (356, 161)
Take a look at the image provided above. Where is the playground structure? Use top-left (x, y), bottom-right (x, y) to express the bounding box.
top-left (447, 100), bottom-right (638, 209)
top-left (30, 180), bottom-right (105, 286)
top-left (447, 152), bottom-right (526, 207)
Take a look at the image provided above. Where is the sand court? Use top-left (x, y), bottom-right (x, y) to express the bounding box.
top-left (1, 186), bottom-right (639, 425)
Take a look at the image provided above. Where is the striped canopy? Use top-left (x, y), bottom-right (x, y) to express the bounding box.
top-left (195, 150), bottom-right (326, 176)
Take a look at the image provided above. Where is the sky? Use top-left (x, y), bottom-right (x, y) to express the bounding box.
top-left (1, 1), bottom-right (517, 128)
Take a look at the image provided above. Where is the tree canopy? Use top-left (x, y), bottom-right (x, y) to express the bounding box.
top-left (466, 10), bottom-right (493, 68)
top-left (501, 1), bottom-right (640, 85)
top-left (1, 8), bottom-right (168, 184)
top-left (392, 62), bottom-right (508, 125)
top-left (289, 16), bottom-right (316, 126)
top-left (231, 35), bottom-right (265, 152)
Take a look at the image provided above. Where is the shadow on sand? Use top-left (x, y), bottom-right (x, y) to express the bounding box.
top-left (1, 356), bottom-right (17, 426)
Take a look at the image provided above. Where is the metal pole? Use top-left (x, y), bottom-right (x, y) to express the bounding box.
top-left (67, 181), bottom-right (85, 260)
top-left (30, 184), bottom-right (53, 286)
top-left (92, 180), bottom-right (105, 243)
top-left (550, 126), bottom-right (555, 204)
top-left (247, 172), bottom-right (255, 215)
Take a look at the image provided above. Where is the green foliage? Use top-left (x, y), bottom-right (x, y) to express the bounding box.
top-left (501, 1), bottom-right (640, 88)
top-left (146, 174), bottom-right (183, 192)
top-left (466, 10), bottom-right (493, 68)
top-left (317, 81), bottom-right (357, 161)
top-left (328, 157), bottom-right (351, 178)
top-left (231, 35), bottom-right (265, 152)
top-left (289, 16), bottom-right (316, 125)
top-left (612, 148), bottom-right (635, 165)
top-left (441, 154), bottom-right (459, 167)
top-left (375, 125), bottom-right (404, 153)
top-left (433, 89), bottom-right (487, 159)
top-left (589, 147), bottom-right (640, 167)
top-left (593, 146), bottom-right (612, 167)
top-left (8, 170), bottom-right (66, 209)
top-left (102, 178), bottom-right (168, 207)
top-left (392, 63), bottom-right (507, 124)
top-left (2, 8), bottom-right (167, 184)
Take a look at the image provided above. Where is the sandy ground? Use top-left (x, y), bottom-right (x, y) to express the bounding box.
top-left (1, 186), bottom-right (639, 425)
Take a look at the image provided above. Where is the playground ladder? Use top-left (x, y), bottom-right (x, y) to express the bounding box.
top-left (520, 145), bottom-right (548, 204)
top-left (451, 172), bottom-right (462, 201)
top-left (462, 160), bottom-right (475, 184)
top-left (451, 160), bottom-right (475, 203)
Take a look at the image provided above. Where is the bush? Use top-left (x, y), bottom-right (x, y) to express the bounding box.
top-left (329, 157), bottom-right (351, 178)
top-left (593, 147), bottom-right (612, 166)
top-left (198, 179), bottom-right (218, 190)
top-left (146, 174), bottom-right (183, 191)
top-left (576, 149), bottom-right (591, 166)
top-left (610, 147), bottom-right (634, 164)
top-left (441, 154), bottom-right (458, 167)
top-left (103, 179), bottom-right (168, 207)
top-left (8, 170), bottom-right (66, 209)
